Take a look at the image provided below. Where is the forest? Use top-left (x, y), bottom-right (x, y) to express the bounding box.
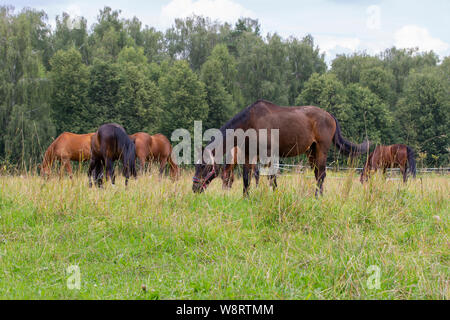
top-left (0, 5), bottom-right (449, 169)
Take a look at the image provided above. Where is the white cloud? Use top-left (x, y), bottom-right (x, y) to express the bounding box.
top-left (316, 36), bottom-right (361, 53)
top-left (160, 0), bottom-right (254, 28)
top-left (394, 25), bottom-right (449, 55)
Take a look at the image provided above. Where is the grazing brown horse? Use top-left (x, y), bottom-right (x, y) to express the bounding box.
top-left (88, 123), bottom-right (136, 187)
top-left (41, 132), bottom-right (94, 178)
top-left (221, 146), bottom-right (259, 189)
top-left (193, 100), bottom-right (369, 196)
top-left (360, 144), bottom-right (416, 183)
top-left (129, 132), bottom-right (179, 179)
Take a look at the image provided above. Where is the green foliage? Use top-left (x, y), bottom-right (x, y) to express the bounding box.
top-left (331, 53), bottom-right (381, 85)
top-left (344, 84), bottom-right (393, 143)
top-left (287, 35), bottom-right (327, 104)
top-left (397, 70), bottom-right (449, 165)
top-left (159, 60), bottom-right (208, 136)
top-left (360, 66), bottom-right (396, 106)
top-left (0, 6), bottom-right (55, 166)
top-left (116, 48), bottom-right (162, 133)
top-left (49, 48), bottom-right (90, 134)
top-left (295, 73), bottom-right (350, 132)
top-left (201, 56), bottom-right (233, 130)
top-left (87, 59), bottom-right (121, 128)
top-left (0, 6), bottom-right (448, 166)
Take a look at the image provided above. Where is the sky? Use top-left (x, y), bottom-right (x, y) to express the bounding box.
top-left (4, 0), bottom-right (450, 62)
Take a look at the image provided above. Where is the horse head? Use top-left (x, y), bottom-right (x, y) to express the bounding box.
top-left (192, 149), bottom-right (219, 193)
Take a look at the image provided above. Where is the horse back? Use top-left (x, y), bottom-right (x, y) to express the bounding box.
top-left (150, 134), bottom-right (172, 158)
top-left (97, 124), bottom-right (134, 161)
top-left (130, 132), bottom-right (152, 159)
top-left (51, 132), bottom-right (94, 161)
top-left (246, 101), bottom-right (335, 156)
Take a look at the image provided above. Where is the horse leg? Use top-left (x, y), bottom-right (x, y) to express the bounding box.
top-left (159, 158), bottom-right (168, 180)
top-left (65, 160), bottom-right (73, 179)
top-left (401, 165), bottom-right (407, 183)
top-left (268, 174), bottom-right (277, 190)
top-left (253, 165), bottom-right (260, 187)
top-left (229, 166), bottom-right (235, 188)
top-left (59, 159), bottom-right (65, 179)
top-left (88, 159), bottom-right (96, 188)
top-left (312, 144), bottom-right (327, 197)
top-left (105, 159), bottom-right (115, 185)
top-left (97, 159), bottom-right (104, 188)
top-left (139, 156), bottom-right (146, 175)
top-left (243, 164), bottom-right (251, 197)
top-left (123, 161), bottom-right (130, 187)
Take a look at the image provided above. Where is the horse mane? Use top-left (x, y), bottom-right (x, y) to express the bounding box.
top-left (219, 99), bottom-right (274, 134)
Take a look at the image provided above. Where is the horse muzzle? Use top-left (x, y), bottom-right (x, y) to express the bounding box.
top-left (192, 177), bottom-right (204, 193)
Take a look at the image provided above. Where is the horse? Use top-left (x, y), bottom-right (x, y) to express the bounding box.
top-left (129, 132), bottom-right (179, 179)
top-left (88, 123), bottom-right (136, 187)
top-left (193, 100), bottom-right (369, 196)
top-left (221, 146), bottom-right (260, 189)
top-left (360, 144), bottom-right (416, 183)
top-left (41, 132), bottom-right (95, 178)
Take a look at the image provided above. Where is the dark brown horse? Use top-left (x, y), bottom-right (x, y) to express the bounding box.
top-left (88, 123), bottom-right (136, 187)
top-left (360, 144), bottom-right (416, 183)
top-left (193, 100), bottom-right (369, 196)
top-left (221, 146), bottom-right (260, 189)
top-left (129, 132), bottom-right (179, 179)
top-left (41, 132), bottom-right (94, 178)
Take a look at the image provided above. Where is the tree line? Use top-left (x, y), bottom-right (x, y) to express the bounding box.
top-left (0, 6), bottom-right (448, 169)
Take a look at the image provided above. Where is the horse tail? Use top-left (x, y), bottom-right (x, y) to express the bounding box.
top-left (121, 132), bottom-right (136, 178)
top-left (330, 114), bottom-right (370, 156)
top-left (406, 145), bottom-right (416, 178)
top-left (167, 149), bottom-right (179, 179)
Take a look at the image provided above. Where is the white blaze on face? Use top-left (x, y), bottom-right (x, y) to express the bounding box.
top-left (207, 149), bottom-right (215, 165)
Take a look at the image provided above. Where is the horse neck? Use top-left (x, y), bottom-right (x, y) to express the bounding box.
top-left (42, 144), bottom-right (56, 171)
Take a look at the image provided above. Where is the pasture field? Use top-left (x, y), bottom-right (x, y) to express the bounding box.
top-left (0, 169), bottom-right (448, 299)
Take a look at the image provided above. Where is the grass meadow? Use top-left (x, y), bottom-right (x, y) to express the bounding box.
top-left (0, 168), bottom-right (448, 299)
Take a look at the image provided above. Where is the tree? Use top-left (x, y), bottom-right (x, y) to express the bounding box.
top-left (344, 84), bottom-right (393, 143)
top-left (207, 44), bottom-right (242, 113)
top-left (0, 7), bottom-right (55, 166)
top-left (295, 73), bottom-right (351, 134)
top-left (88, 59), bottom-right (121, 128)
top-left (164, 16), bottom-right (221, 71)
top-left (236, 32), bottom-right (289, 105)
top-left (201, 57), bottom-right (233, 129)
top-left (53, 12), bottom-right (90, 64)
top-left (331, 53), bottom-right (382, 85)
top-left (286, 35), bottom-right (326, 104)
top-left (49, 48), bottom-right (90, 134)
top-left (396, 70), bottom-right (449, 165)
top-left (159, 60), bottom-right (208, 136)
top-left (360, 66), bottom-right (396, 107)
top-left (89, 7), bottom-right (132, 61)
top-left (380, 47), bottom-right (438, 94)
top-left (115, 47), bottom-right (162, 133)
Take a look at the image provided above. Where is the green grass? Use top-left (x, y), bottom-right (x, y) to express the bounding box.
top-left (0, 169), bottom-right (448, 299)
